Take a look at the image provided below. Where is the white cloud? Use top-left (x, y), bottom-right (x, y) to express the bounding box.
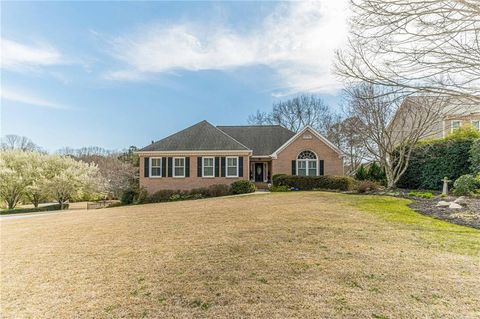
top-left (107, 1), bottom-right (349, 94)
top-left (1, 88), bottom-right (68, 109)
top-left (0, 38), bottom-right (63, 70)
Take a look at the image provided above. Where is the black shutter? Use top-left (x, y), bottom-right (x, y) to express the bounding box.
top-left (291, 160), bottom-right (296, 175)
top-left (167, 157), bottom-right (173, 177)
top-left (161, 157), bottom-right (167, 177)
top-left (197, 157), bottom-right (202, 177)
top-left (221, 157), bottom-right (226, 177)
top-left (215, 157), bottom-right (220, 177)
top-left (319, 160), bottom-right (325, 176)
top-left (238, 157), bottom-right (243, 177)
top-left (185, 157), bottom-right (190, 177)
top-left (144, 157), bottom-right (150, 177)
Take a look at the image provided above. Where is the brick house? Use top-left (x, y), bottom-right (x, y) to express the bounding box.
top-left (137, 120), bottom-right (343, 192)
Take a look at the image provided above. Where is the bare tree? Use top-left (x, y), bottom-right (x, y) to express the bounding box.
top-left (332, 116), bottom-right (370, 175)
top-left (336, 0), bottom-right (480, 104)
top-left (345, 84), bottom-right (450, 188)
top-left (1, 135), bottom-right (40, 152)
top-left (248, 95), bottom-right (334, 134)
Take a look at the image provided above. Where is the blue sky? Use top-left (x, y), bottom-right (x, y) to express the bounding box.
top-left (1, 1), bottom-right (348, 151)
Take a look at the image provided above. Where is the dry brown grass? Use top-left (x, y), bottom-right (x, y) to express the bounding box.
top-left (1, 192), bottom-right (479, 318)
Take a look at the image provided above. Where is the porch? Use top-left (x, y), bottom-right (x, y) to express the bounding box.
top-left (250, 158), bottom-right (272, 187)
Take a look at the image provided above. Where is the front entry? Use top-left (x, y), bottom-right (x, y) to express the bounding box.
top-left (254, 163), bottom-right (264, 182)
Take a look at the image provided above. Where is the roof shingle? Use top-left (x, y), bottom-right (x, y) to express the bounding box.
top-left (140, 120), bottom-right (249, 152)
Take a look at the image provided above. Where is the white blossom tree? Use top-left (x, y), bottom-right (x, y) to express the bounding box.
top-left (0, 151), bottom-right (35, 209)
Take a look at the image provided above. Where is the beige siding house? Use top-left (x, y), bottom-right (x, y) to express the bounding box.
top-left (390, 97), bottom-right (480, 140)
top-left (137, 120), bottom-right (343, 192)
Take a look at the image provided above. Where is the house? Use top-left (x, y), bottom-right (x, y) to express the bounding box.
top-left (137, 120), bottom-right (343, 192)
top-left (390, 96), bottom-right (480, 140)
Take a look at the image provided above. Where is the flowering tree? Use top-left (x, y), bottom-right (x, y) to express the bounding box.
top-left (0, 151), bottom-right (35, 209)
top-left (44, 156), bottom-right (106, 209)
top-left (0, 151), bottom-right (106, 210)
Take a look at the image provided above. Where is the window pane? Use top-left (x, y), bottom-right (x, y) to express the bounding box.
top-left (298, 168), bottom-right (307, 176)
top-left (473, 121), bottom-right (480, 130)
top-left (227, 167), bottom-right (237, 176)
top-left (175, 158), bottom-right (184, 166)
top-left (152, 158), bottom-right (161, 166)
top-left (227, 157), bottom-right (237, 166)
top-left (308, 168), bottom-right (317, 176)
top-left (298, 161), bottom-right (306, 169)
top-left (152, 167), bottom-right (161, 176)
top-left (308, 160), bottom-right (317, 169)
top-left (175, 167), bottom-right (184, 176)
top-left (204, 167), bottom-right (214, 176)
top-left (452, 121), bottom-right (460, 130)
top-left (204, 158), bottom-right (213, 166)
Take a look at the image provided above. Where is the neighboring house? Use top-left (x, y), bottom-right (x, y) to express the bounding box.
top-left (137, 120), bottom-right (343, 192)
top-left (390, 96), bottom-right (480, 140)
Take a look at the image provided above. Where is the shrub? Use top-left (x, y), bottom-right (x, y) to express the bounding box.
top-left (121, 189), bottom-right (137, 205)
top-left (367, 162), bottom-right (386, 183)
top-left (355, 164), bottom-right (368, 181)
top-left (356, 180), bottom-right (380, 193)
top-left (147, 189), bottom-right (177, 203)
top-left (269, 185), bottom-right (290, 192)
top-left (0, 203), bottom-right (69, 215)
top-left (231, 180), bottom-right (256, 194)
top-left (272, 174), bottom-right (287, 184)
top-left (274, 175), bottom-right (356, 191)
top-left (204, 184), bottom-right (232, 197)
top-left (133, 188), bottom-right (148, 204)
top-left (469, 139), bottom-right (480, 174)
top-left (446, 127), bottom-right (480, 140)
top-left (398, 138), bottom-right (475, 190)
top-left (453, 174), bottom-right (478, 196)
top-left (408, 191), bottom-right (434, 199)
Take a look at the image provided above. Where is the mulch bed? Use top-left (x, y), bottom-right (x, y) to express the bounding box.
top-left (409, 196), bottom-right (480, 229)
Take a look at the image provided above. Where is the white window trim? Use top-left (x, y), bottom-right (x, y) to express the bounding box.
top-left (149, 157), bottom-right (162, 178)
top-left (451, 120), bottom-right (461, 133)
top-left (173, 157), bottom-right (186, 178)
top-left (202, 157), bottom-right (215, 178)
top-left (471, 120), bottom-right (480, 130)
top-left (296, 159), bottom-right (318, 176)
top-left (226, 156), bottom-right (239, 178)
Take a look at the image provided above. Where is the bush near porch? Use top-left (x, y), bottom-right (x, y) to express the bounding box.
top-left (273, 175), bottom-right (356, 191)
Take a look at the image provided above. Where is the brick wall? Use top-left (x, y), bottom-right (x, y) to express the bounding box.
top-left (139, 154), bottom-right (250, 193)
top-left (271, 129), bottom-right (344, 176)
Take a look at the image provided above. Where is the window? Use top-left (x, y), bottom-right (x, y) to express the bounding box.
top-left (226, 157), bottom-right (238, 177)
top-left (173, 157), bottom-right (185, 177)
top-left (297, 150), bottom-right (317, 176)
top-left (150, 158), bottom-right (162, 177)
top-left (451, 120), bottom-right (461, 132)
top-left (203, 157), bottom-right (215, 177)
top-left (472, 120), bottom-right (480, 130)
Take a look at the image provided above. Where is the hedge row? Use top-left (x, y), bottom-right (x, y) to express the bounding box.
top-left (0, 203), bottom-right (69, 215)
top-left (121, 181), bottom-right (256, 205)
top-left (273, 175), bottom-right (356, 191)
top-left (397, 138), bottom-right (475, 190)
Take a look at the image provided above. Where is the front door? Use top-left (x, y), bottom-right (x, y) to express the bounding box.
top-left (254, 163), bottom-right (264, 182)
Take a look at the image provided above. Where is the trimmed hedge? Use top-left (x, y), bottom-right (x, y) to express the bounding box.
top-left (231, 180), bottom-right (256, 194)
top-left (273, 175), bottom-right (356, 191)
top-left (146, 184), bottom-right (232, 204)
top-left (0, 203), bottom-right (69, 215)
top-left (397, 138), bottom-right (475, 190)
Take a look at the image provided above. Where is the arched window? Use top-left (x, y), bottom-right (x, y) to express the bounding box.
top-left (297, 150), bottom-right (318, 176)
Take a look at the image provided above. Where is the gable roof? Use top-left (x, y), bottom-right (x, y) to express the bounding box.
top-left (217, 125), bottom-right (295, 156)
top-left (139, 120), bottom-right (249, 152)
top-left (271, 126), bottom-right (343, 158)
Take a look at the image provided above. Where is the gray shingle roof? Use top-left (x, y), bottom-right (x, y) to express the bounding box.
top-left (217, 125), bottom-right (295, 156)
top-left (140, 120), bottom-right (249, 152)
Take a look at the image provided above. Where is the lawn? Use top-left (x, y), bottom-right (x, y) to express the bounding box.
top-left (1, 192), bottom-right (479, 318)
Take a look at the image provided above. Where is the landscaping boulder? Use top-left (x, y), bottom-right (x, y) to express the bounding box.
top-left (436, 201), bottom-right (450, 207)
top-left (454, 196), bottom-right (466, 205)
top-left (448, 202), bottom-right (463, 209)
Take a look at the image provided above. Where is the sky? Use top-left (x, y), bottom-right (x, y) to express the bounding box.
top-left (0, 1), bottom-right (349, 152)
